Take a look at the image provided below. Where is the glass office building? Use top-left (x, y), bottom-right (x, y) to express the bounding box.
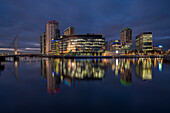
top-left (136, 32), bottom-right (153, 52)
top-left (109, 40), bottom-right (122, 54)
top-left (120, 28), bottom-right (132, 53)
top-left (59, 34), bottom-right (105, 55)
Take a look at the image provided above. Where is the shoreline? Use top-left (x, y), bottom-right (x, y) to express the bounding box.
top-left (0, 55), bottom-right (170, 61)
top-left (42, 55), bottom-right (165, 59)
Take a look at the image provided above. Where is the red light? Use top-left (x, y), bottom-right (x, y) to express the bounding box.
top-left (56, 88), bottom-right (60, 93)
top-left (47, 89), bottom-right (50, 94)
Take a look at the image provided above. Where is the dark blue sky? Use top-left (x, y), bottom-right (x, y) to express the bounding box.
top-left (0, 0), bottom-right (170, 49)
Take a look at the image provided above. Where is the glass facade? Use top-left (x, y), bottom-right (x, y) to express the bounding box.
top-left (59, 35), bottom-right (105, 54)
top-left (136, 32), bottom-right (153, 52)
top-left (46, 20), bottom-right (60, 54)
top-left (120, 28), bottom-right (132, 45)
top-left (120, 28), bottom-right (132, 53)
top-left (64, 26), bottom-right (75, 36)
top-left (40, 33), bottom-right (46, 54)
top-left (109, 40), bottom-right (122, 53)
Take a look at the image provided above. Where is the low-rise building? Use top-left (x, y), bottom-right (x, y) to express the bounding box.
top-left (59, 34), bottom-right (105, 56)
top-left (153, 45), bottom-right (163, 52)
top-left (109, 40), bottom-right (122, 54)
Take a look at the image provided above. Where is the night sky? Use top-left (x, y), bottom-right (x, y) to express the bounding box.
top-left (0, 0), bottom-right (170, 51)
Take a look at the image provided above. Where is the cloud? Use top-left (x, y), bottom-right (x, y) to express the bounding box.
top-left (0, 0), bottom-right (170, 50)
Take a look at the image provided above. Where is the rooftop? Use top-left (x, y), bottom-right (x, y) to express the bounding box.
top-left (121, 28), bottom-right (132, 32)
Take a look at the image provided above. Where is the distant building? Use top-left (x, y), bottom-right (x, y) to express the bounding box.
top-left (40, 32), bottom-right (46, 54)
top-left (105, 42), bottom-right (108, 51)
top-left (59, 34), bottom-right (105, 56)
top-left (40, 35), bottom-right (43, 54)
top-left (46, 20), bottom-right (60, 54)
top-left (120, 28), bottom-right (132, 53)
top-left (153, 45), bottom-right (163, 52)
top-left (136, 32), bottom-right (153, 52)
top-left (109, 40), bottom-right (122, 54)
top-left (109, 41), bottom-right (114, 51)
top-left (64, 26), bottom-right (75, 36)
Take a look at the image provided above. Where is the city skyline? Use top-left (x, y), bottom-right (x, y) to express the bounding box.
top-left (0, 0), bottom-right (170, 51)
top-left (1, 1), bottom-right (170, 112)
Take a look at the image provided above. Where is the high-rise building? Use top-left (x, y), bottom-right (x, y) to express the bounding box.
top-left (46, 20), bottom-right (60, 54)
top-left (105, 42), bottom-right (108, 51)
top-left (109, 41), bottom-right (114, 51)
top-left (43, 33), bottom-right (46, 54)
top-left (136, 32), bottom-right (153, 52)
top-left (120, 28), bottom-right (132, 45)
top-left (64, 26), bottom-right (75, 36)
top-left (120, 28), bottom-right (132, 53)
top-left (109, 40), bottom-right (122, 54)
top-left (40, 32), bottom-right (46, 54)
top-left (40, 35), bottom-right (43, 54)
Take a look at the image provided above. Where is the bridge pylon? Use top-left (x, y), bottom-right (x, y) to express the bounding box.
top-left (14, 35), bottom-right (18, 55)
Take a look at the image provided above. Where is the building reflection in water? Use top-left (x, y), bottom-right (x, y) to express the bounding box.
top-left (0, 62), bottom-right (5, 76)
top-left (120, 59), bottom-right (132, 86)
top-left (109, 59), bottom-right (132, 86)
top-left (135, 58), bottom-right (163, 80)
top-left (40, 58), bottom-right (106, 94)
top-left (135, 58), bottom-right (152, 80)
top-left (153, 58), bottom-right (163, 72)
top-left (40, 58), bottom-right (164, 93)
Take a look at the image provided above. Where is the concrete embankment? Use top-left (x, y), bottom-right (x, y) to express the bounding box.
top-left (41, 55), bottom-right (165, 59)
top-left (42, 55), bottom-right (112, 59)
top-left (1, 54), bottom-right (170, 61)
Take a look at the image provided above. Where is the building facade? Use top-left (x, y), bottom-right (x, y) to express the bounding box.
top-left (64, 26), bottom-right (75, 36)
top-left (40, 33), bottom-right (46, 54)
top-left (136, 32), bottom-right (153, 52)
top-left (109, 40), bottom-right (122, 54)
top-left (105, 42), bottom-right (108, 51)
top-left (59, 34), bottom-right (105, 55)
top-left (120, 28), bottom-right (132, 53)
top-left (40, 35), bottom-right (43, 54)
top-left (153, 45), bottom-right (163, 52)
top-left (46, 20), bottom-right (60, 54)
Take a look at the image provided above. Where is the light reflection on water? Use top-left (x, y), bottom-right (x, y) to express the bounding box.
top-left (0, 58), bottom-right (169, 113)
top-left (39, 58), bottom-right (163, 94)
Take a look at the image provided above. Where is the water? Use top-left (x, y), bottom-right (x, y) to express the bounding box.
top-left (0, 58), bottom-right (170, 113)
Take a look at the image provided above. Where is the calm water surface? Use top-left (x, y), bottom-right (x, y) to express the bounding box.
top-left (0, 58), bottom-right (170, 113)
